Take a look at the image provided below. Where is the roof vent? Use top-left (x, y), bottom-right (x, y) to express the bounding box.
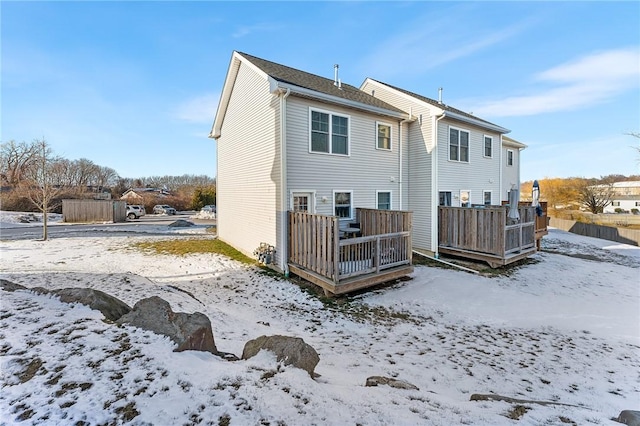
top-left (438, 87), bottom-right (443, 104)
top-left (334, 64), bottom-right (339, 86)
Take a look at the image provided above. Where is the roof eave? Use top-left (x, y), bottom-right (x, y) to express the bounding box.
top-left (271, 80), bottom-right (410, 120)
top-left (442, 111), bottom-right (510, 134)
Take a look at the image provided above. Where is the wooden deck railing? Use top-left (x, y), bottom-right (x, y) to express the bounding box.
top-left (439, 205), bottom-right (536, 257)
top-left (288, 210), bottom-right (412, 285)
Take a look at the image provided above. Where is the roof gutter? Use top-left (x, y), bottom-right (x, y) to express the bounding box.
top-left (269, 79), bottom-right (409, 120)
top-left (441, 110), bottom-right (510, 134)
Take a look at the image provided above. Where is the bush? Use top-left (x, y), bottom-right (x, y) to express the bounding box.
top-left (631, 208), bottom-right (639, 215)
top-left (614, 208), bottom-right (624, 214)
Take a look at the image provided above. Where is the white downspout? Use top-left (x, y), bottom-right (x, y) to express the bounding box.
top-left (279, 88), bottom-right (291, 276)
top-left (499, 136), bottom-right (504, 202)
top-left (398, 108), bottom-right (414, 210)
top-left (431, 113), bottom-right (445, 257)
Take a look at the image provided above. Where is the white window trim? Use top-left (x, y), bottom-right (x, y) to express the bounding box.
top-left (460, 190), bottom-right (471, 207)
top-left (333, 189), bottom-right (353, 220)
top-left (375, 121), bottom-right (393, 151)
top-left (309, 107), bottom-right (351, 156)
top-left (376, 190), bottom-right (393, 210)
top-left (289, 190), bottom-right (316, 213)
top-left (483, 190), bottom-right (492, 206)
top-left (448, 125), bottom-right (471, 163)
top-left (483, 135), bottom-right (493, 158)
top-left (506, 149), bottom-right (514, 167)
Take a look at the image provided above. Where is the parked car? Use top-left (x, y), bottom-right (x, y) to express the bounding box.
top-left (153, 204), bottom-right (177, 215)
top-left (126, 205), bottom-right (146, 220)
top-left (200, 205), bottom-right (216, 213)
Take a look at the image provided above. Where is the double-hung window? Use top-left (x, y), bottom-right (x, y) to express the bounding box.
top-left (449, 127), bottom-right (469, 162)
top-left (334, 191), bottom-right (352, 219)
top-left (310, 109), bottom-right (349, 155)
top-left (507, 149), bottom-right (514, 166)
top-left (376, 122), bottom-right (392, 150)
top-left (377, 191), bottom-right (391, 210)
top-left (484, 136), bottom-right (493, 158)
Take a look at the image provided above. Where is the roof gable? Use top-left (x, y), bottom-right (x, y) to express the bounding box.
top-left (237, 52), bottom-right (405, 114)
top-left (363, 78), bottom-right (509, 134)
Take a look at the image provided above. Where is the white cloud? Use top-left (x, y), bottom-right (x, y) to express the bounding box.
top-left (232, 22), bottom-right (282, 38)
top-left (471, 47), bottom-right (640, 117)
top-left (174, 93), bottom-right (219, 124)
top-left (359, 10), bottom-right (533, 77)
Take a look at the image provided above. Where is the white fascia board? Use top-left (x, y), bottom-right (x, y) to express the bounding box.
top-left (210, 51), bottom-right (271, 139)
top-left (271, 80), bottom-right (409, 120)
top-left (441, 111), bottom-right (510, 134)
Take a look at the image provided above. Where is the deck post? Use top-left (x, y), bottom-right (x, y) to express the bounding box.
top-left (333, 216), bottom-right (340, 285)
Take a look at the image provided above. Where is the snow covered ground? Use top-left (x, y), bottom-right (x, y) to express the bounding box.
top-left (1, 211), bottom-right (638, 425)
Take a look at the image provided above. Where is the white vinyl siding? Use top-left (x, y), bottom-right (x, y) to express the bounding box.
top-left (361, 79), bottom-right (433, 251)
top-left (501, 143), bottom-right (520, 202)
top-left (216, 61), bottom-right (280, 264)
top-left (437, 119), bottom-right (501, 209)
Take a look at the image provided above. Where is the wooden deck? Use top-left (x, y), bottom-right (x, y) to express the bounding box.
top-left (438, 205), bottom-right (544, 268)
top-left (288, 208), bottom-right (413, 296)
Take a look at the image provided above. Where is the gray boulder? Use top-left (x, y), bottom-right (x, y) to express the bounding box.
top-left (618, 410), bottom-right (640, 426)
top-left (365, 376), bottom-right (419, 390)
top-left (168, 219), bottom-right (194, 228)
top-left (116, 296), bottom-right (217, 354)
top-left (0, 279), bottom-right (27, 292)
top-left (53, 288), bottom-right (131, 322)
top-left (242, 335), bottom-right (319, 377)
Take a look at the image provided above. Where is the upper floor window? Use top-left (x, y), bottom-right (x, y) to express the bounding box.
top-left (484, 136), bottom-right (493, 158)
top-left (310, 109), bottom-right (349, 155)
top-left (449, 127), bottom-right (469, 162)
top-left (376, 122), bottom-right (392, 150)
top-left (377, 191), bottom-right (391, 210)
top-left (334, 191), bottom-right (352, 219)
top-left (507, 149), bottom-right (514, 166)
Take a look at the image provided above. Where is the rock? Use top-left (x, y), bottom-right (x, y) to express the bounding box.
top-left (470, 393), bottom-right (576, 407)
top-left (116, 296), bottom-right (217, 354)
top-left (53, 288), bottom-right (131, 322)
top-left (365, 376), bottom-right (419, 390)
top-left (617, 410), bottom-right (640, 426)
top-left (0, 279), bottom-right (27, 292)
top-left (242, 335), bottom-right (319, 377)
top-left (168, 220), bottom-right (194, 228)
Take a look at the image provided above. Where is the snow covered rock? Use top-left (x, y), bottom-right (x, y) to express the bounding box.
top-left (53, 288), bottom-right (132, 322)
top-left (116, 296), bottom-right (217, 354)
top-left (0, 279), bottom-right (27, 292)
top-left (242, 335), bottom-right (319, 377)
top-left (617, 410), bottom-right (640, 426)
top-left (365, 376), bottom-right (419, 390)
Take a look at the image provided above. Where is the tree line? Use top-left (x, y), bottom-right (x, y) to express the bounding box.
top-left (1, 139), bottom-right (216, 215)
top-left (520, 175), bottom-right (639, 215)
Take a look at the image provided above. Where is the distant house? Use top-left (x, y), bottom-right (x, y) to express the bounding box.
top-left (603, 181), bottom-right (640, 213)
top-left (120, 189), bottom-right (145, 204)
top-left (121, 187), bottom-right (170, 204)
top-left (210, 52), bottom-right (539, 293)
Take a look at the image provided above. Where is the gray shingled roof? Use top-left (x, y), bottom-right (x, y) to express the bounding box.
top-left (237, 52), bottom-right (405, 115)
top-left (367, 78), bottom-right (502, 128)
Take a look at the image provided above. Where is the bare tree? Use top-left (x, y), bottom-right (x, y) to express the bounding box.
top-left (578, 178), bottom-right (615, 214)
top-left (627, 132), bottom-right (640, 163)
top-left (0, 140), bottom-right (41, 186)
top-left (19, 139), bottom-right (65, 240)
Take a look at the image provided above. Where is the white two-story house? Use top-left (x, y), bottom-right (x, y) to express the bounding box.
top-left (210, 51), bottom-right (532, 286)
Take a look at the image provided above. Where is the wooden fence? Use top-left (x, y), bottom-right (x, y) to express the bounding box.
top-left (439, 205), bottom-right (536, 258)
top-left (62, 199), bottom-right (127, 223)
top-left (549, 217), bottom-right (640, 246)
top-left (288, 210), bottom-right (412, 285)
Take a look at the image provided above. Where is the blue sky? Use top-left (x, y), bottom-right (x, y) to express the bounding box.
top-left (2, 1), bottom-right (639, 182)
